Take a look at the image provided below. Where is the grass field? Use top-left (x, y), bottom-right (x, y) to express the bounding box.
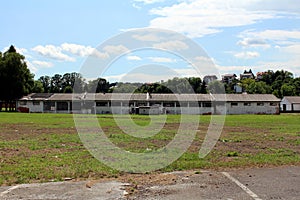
top-left (0, 113), bottom-right (300, 186)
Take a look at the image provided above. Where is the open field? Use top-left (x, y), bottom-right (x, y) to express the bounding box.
top-left (1, 113), bottom-right (300, 186)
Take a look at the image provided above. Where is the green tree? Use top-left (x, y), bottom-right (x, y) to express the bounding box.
top-left (200, 81), bottom-right (207, 94)
top-left (32, 80), bottom-right (44, 93)
top-left (0, 45), bottom-right (34, 111)
top-left (207, 80), bottom-right (225, 94)
top-left (38, 76), bottom-right (51, 93)
top-left (87, 78), bottom-right (110, 93)
top-left (290, 77), bottom-right (300, 96)
top-left (63, 86), bottom-right (73, 93)
top-left (187, 77), bottom-right (202, 93)
top-left (247, 81), bottom-right (272, 94)
top-left (281, 83), bottom-right (296, 96)
top-left (240, 78), bottom-right (255, 92)
top-left (50, 74), bottom-right (63, 93)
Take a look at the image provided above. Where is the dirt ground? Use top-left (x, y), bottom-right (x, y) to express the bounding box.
top-left (1, 121), bottom-right (300, 187)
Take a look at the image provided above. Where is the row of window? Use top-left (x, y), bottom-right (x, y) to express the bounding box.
top-left (231, 102), bottom-right (278, 106)
top-left (20, 101), bottom-right (278, 107)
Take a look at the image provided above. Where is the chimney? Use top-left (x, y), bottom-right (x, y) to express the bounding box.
top-left (146, 92), bottom-right (150, 100)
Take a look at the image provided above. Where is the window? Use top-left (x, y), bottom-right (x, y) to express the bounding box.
top-left (163, 102), bottom-right (175, 107)
top-left (244, 102), bottom-right (251, 106)
top-left (33, 101), bottom-right (40, 105)
top-left (179, 102), bottom-right (188, 107)
top-left (111, 101), bottom-right (121, 106)
top-left (203, 102), bottom-right (212, 107)
top-left (189, 102), bottom-right (199, 107)
top-left (122, 102), bottom-right (129, 107)
top-left (231, 102), bottom-right (238, 106)
top-left (257, 102), bottom-right (264, 106)
top-left (19, 101), bottom-right (27, 105)
top-left (270, 102), bottom-right (278, 106)
top-left (96, 102), bottom-right (108, 107)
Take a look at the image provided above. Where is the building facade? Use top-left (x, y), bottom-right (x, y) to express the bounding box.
top-left (17, 93), bottom-right (280, 115)
top-left (280, 96), bottom-right (300, 112)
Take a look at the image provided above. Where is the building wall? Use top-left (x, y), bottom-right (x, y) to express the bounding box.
top-left (17, 101), bottom-right (44, 113)
top-left (17, 99), bottom-right (280, 115)
top-left (280, 98), bottom-right (292, 111)
top-left (227, 102), bottom-right (279, 114)
top-left (294, 104), bottom-right (300, 111)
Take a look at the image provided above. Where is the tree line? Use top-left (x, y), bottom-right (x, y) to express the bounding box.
top-left (35, 70), bottom-right (299, 99)
top-left (1, 45), bottom-right (299, 112)
top-left (222, 70), bottom-right (300, 98)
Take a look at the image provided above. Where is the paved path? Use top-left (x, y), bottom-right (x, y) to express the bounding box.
top-left (1, 166), bottom-right (299, 200)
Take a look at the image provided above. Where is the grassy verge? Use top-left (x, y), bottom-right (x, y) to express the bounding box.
top-left (0, 113), bottom-right (299, 185)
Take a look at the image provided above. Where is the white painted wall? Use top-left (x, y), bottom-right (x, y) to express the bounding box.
top-left (17, 101), bottom-right (44, 112)
top-left (226, 102), bottom-right (278, 114)
top-left (280, 98), bottom-right (292, 111)
top-left (294, 104), bottom-right (300, 111)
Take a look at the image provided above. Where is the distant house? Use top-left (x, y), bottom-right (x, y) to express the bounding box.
top-left (233, 84), bottom-right (243, 93)
top-left (256, 72), bottom-right (266, 80)
top-left (203, 75), bottom-right (218, 84)
top-left (17, 93), bottom-right (53, 113)
top-left (240, 69), bottom-right (255, 80)
top-left (280, 96), bottom-right (300, 112)
top-left (17, 93), bottom-right (280, 115)
top-left (222, 74), bottom-right (237, 84)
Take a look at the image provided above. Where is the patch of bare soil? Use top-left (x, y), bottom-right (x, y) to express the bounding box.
top-left (0, 123), bottom-right (76, 141)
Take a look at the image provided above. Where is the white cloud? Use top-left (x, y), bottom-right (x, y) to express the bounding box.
top-left (61, 43), bottom-right (94, 57)
top-left (237, 38), bottom-right (271, 48)
top-left (234, 51), bottom-right (260, 59)
top-left (61, 43), bottom-right (109, 59)
top-left (133, 0), bottom-right (166, 4)
top-left (217, 43), bottom-right (300, 76)
top-left (32, 45), bottom-right (75, 62)
top-left (132, 33), bottom-right (161, 42)
top-left (190, 56), bottom-right (218, 75)
top-left (127, 55), bottom-right (142, 61)
top-left (148, 56), bottom-right (176, 63)
top-left (32, 60), bottom-right (53, 68)
top-left (32, 43), bottom-right (130, 61)
top-left (26, 61), bottom-right (38, 74)
top-left (2, 46), bottom-right (28, 54)
top-left (238, 30), bottom-right (300, 48)
top-left (148, 0), bottom-right (300, 38)
top-left (258, 43), bottom-right (300, 76)
top-left (152, 40), bottom-right (189, 51)
top-left (102, 45), bottom-right (129, 55)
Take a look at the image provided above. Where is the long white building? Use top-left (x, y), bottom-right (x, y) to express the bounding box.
top-left (17, 93), bottom-right (280, 115)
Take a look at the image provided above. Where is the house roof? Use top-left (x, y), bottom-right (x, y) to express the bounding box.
top-left (20, 93), bottom-right (53, 101)
top-left (223, 94), bottom-right (279, 102)
top-left (49, 93), bottom-right (214, 102)
top-left (222, 74), bottom-right (237, 77)
top-left (19, 93), bottom-right (280, 102)
top-left (282, 96), bottom-right (300, 104)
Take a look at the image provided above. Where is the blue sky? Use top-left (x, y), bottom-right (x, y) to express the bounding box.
top-left (1, 0), bottom-right (300, 82)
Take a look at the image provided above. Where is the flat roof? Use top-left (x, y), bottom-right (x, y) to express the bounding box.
top-left (282, 96), bottom-right (300, 104)
top-left (19, 93), bottom-right (280, 102)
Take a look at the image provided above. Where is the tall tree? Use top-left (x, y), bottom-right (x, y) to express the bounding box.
top-left (247, 82), bottom-right (272, 94)
top-left (207, 80), bottom-right (225, 94)
top-left (38, 76), bottom-right (51, 93)
top-left (87, 78), bottom-right (110, 93)
top-left (50, 74), bottom-right (62, 93)
top-left (0, 45), bottom-right (34, 111)
top-left (32, 80), bottom-right (44, 93)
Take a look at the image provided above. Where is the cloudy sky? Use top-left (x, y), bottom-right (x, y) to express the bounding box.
top-left (1, 0), bottom-right (300, 82)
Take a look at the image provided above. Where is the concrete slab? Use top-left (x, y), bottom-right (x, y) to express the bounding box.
top-left (0, 181), bottom-right (128, 200)
top-left (1, 166), bottom-right (299, 200)
top-left (227, 166), bottom-right (300, 200)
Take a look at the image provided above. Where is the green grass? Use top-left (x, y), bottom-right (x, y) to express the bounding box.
top-left (1, 113), bottom-right (300, 185)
